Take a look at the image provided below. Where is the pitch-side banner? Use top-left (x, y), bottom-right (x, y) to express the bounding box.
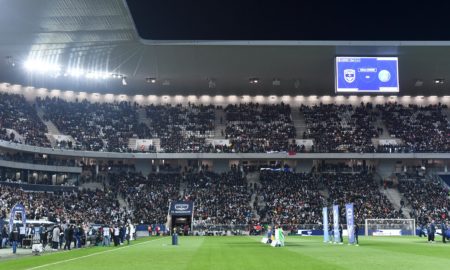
top-left (333, 205), bottom-right (340, 242)
top-left (323, 207), bottom-right (329, 242)
top-left (346, 203), bottom-right (355, 244)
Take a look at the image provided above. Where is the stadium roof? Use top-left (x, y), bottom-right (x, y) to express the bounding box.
top-left (0, 0), bottom-right (449, 96)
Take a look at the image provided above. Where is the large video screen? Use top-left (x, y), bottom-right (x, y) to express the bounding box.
top-left (335, 56), bottom-right (399, 93)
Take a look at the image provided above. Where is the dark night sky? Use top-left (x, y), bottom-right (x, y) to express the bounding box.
top-left (127, 0), bottom-right (450, 41)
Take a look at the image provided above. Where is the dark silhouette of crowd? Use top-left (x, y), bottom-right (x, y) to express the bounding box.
top-left (37, 97), bottom-right (152, 152)
top-left (378, 103), bottom-right (450, 152)
top-left (301, 103), bottom-right (378, 153)
top-left (0, 93), bottom-right (50, 147)
top-left (398, 176), bottom-right (449, 224)
top-left (109, 172), bottom-right (180, 224)
top-left (324, 172), bottom-right (403, 224)
top-left (224, 103), bottom-right (296, 153)
top-left (183, 169), bottom-right (252, 225)
top-left (145, 104), bottom-right (215, 153)
top-left (0, 93), bottom-right (449, 154)
top-left (0, 184), bottom-right (124, 225)
top-left (257, 171), bottom-right (326, 225)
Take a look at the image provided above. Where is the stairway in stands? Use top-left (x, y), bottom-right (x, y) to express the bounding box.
top-left (179, 180), bottom-right (187, 198)
top-left (133, 107), bottom-right (161, 151)
top-left (246, 172), bottom-right (261, 221)
top-left (214, 107), bottom-right (226, 139)
top-left (374, 107), bottom-right (393, 139)
top-left (137, 107), bottom-right (149, 125)
top-left (35, 106), bottom-right (61, 135)
top-left (380, 186), bottom-right (412, 218)
top-left (291, 107), bottom-right (307, 138)
top-left (35, 105), bottom-right (76, 147)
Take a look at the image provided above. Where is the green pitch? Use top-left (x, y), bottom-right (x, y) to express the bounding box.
top-left (1, 236), bottom-right (450, 270)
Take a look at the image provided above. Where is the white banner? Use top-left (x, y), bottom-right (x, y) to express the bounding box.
top-left (52, 134), bottom-right (72, 142)
top-left (135, 139), bottom-right (153, 151)
top-left (295, 139), bottom-right (314, 150)
top-left (205, 139), bottom-right (231, 146)
top-left (376, 139), bottom-right (401, 145)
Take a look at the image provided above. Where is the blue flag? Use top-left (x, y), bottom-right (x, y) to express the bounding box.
top-left (346, 203), bottom-right (355, 244)
top-left (323, 207), bottom-right (329, 242)
top-left (333, 205), bottom-right (340, 243)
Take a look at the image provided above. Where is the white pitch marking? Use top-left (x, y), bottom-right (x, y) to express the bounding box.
top-left (26, 237), bottom-right (168, 270)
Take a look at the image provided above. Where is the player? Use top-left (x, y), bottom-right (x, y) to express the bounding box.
top-left (354, 223), bottom-right (359, 246)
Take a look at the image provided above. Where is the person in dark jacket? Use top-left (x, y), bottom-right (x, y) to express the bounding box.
top-left (354, 223), bottom-right (359, 246)
top-left (1, 224), bottom-right (8, 249)
top-left (428, 220), bottom-right (436, 243)
top-left (64, 225), bottom-right (74, 250)
top-left (441, 220), bottom-right (448, 243)
top-left (10, 225), bottom-right (19, 254)
top-left (339, 223), bottom-right (343, 244)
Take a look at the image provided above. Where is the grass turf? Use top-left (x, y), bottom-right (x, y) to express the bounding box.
top-left (1, 236), bottom-right (450, 270)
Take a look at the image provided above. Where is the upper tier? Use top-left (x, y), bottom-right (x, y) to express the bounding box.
top-left (0, 90), bottom-right (449, 155)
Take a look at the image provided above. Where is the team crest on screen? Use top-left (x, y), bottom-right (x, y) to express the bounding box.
top-left (344, 69), bottom-right (356, 83)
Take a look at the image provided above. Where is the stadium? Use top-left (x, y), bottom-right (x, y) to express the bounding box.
top-left (1, 0), bottom-right (450, 269)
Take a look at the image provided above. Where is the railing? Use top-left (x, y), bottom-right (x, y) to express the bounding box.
top-left (0, 181), bottom-right (78, 193)
top-left (2, 139), bottom-right (450, 160)
top-left (0, 159), bottom-right (81, 173)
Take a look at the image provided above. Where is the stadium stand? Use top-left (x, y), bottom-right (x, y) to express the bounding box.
top-left (398, 176), bottom-right (449, 224)
top-left (323, 172), bottom-right (403, 224)
top-left (183, 170), bottom-right (252, 225)
top-left (37, 97), bottom-right (152, 152)
top-left (0, 93), bottom-right (50, 148)
top-left (257, 171), bottom-right (325, 226)
top-left (110, 172), bottom-right (180, 224)
top-left (145, 104), bottom-right (215, 153)
top-left (378, 103), bottom-right (450, 152)
top-left (224, 103), bottom-right (296, 153)
top-left (301, 103), bottom-right (378, 153)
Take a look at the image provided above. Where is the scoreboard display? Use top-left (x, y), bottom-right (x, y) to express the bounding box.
top-left (335, 56), bottom-right (399, 93)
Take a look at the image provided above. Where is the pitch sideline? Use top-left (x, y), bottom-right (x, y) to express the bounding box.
top-left (26, 237), bottom-right (168, 270)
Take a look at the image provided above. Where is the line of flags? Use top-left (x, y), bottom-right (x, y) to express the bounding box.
top-left (323, 203), bottom-right (356, 244)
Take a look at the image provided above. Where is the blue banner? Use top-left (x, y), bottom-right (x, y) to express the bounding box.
top-left (346, 203), bottom-right (355, 244)
top-left (9, 203), bottom-right (26, 232)
top-left (323, 207), bottom-right (329, 242)
top-left (333, 205), bottom-right (340, 243)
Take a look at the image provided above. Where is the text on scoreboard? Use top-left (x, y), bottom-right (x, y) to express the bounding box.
top-left (335, 56), bottom-right (399, 93)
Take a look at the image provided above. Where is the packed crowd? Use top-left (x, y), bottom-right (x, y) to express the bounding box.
top-left (183, 169), bottom-right (252, 225)
top-left (145, 104), bottom-right (215, 152)
top-left (301, 103), bottom-right (379, 153)
top-left (224, 103), bottom-right (296, 153)
top-left (324, 172), bottom-right (403, 224)
top-left (257, 171), bottom-right (326, 225)
top-left (0, 168), bottom-right (447, 233)
top-left (0, 93), bottom-right (50, 147)
top-left (37, 97), bottom-right (152, 152)
top-left (109, 172), bottom-right (180, 224)
top-left (398, 177), bottom-right (449, 224)
top-left (0, 184), bottom-right (124, 225)
top-left (378, 103), bottom-right (450, 152)
top-left (1, 92), bottom-right (449, 154)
